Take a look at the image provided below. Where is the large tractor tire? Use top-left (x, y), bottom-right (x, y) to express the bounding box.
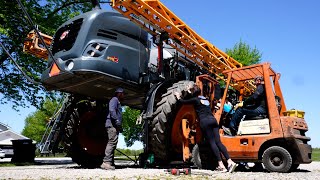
top-left (148, 80), bottom-right (197, 164)
top-left (62, 97), bottom-right (107, 168)
top-left (262, 146), bottom-right (292, 173)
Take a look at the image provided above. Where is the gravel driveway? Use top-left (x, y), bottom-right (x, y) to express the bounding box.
top-left (0, 158), bottom-right (319, 179)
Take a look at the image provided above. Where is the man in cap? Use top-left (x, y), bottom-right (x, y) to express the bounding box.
top-left (101, 87), bottom-right (124, 170)
top-left (223, 75), bottom-right (267, 136)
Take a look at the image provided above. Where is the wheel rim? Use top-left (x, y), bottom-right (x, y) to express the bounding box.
top-left (77, 111), bottom-right (107, 156)
top-left (270, 153), bottom-right (284, 167)
top-left (171, 104), bottom-right (200, 153)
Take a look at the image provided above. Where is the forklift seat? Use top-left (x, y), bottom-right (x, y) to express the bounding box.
top-left (237, 118), bottom-right (270, 135)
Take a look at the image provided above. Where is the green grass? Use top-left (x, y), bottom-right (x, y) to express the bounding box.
top-left (35, 152), bottom-right (67, 158)
top-left (0, 163), bottom-right (16, 167)
top-left (312, 148), bottom-right (320, 161)
top-left (114, 156), bottom-right (138, 161)
top-left (0, 162), bottom-right (36, 167)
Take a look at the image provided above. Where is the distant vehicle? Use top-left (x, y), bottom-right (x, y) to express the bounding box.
top-left (0, 148), bottom-right (5, 159)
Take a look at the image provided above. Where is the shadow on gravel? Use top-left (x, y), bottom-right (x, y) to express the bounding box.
top-left (220, 163), bottom-right (312, 173)
top-left (0, 158), bottom-right (75, 167)
top-left (291, 169), bottom-right (311, 173)
top-left (33, 160), bottom-right (74, 165)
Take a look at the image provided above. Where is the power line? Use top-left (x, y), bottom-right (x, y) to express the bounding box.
top-left (0, 41), bottom-right (40, 85)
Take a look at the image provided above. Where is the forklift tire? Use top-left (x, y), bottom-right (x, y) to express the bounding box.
top-left (262, 146), bottom-right (292, 173)
top-left (148, 81), bottom-right (193, 163)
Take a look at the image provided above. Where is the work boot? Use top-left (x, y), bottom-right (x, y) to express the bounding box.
top-left (100, 162), bottom-right (115, 170)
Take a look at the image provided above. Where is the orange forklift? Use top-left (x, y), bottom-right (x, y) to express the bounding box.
top-left (210, 62), bottom-right (312, 172)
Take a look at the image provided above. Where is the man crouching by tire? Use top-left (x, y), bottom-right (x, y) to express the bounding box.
top-left (101, 88), bottom-right (124, 170)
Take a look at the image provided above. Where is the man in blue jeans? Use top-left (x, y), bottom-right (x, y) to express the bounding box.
top-left (101, 88), bottom-right (124, 170)
top-left (223, 76), bottom-right (267, 136)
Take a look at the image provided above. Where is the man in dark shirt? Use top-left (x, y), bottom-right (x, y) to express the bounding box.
top-left (223, 75), bottom-right (267, 136)
top-left (101, 88), bottom-right (124, 170)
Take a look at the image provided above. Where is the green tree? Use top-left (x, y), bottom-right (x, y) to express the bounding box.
top-left (121, 107), bottom-right (143, 147)
top-left (226, 40), bottom-right (262, 66)
top-left (0, 0), bottom-right (94, 110)
top-left (21, 97), bottom-right (60, 142)
top-left (115, 148), bottom-right (143, 156)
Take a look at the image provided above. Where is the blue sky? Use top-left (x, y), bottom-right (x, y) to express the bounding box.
top-left (1, 0), bottom-right (319, 148)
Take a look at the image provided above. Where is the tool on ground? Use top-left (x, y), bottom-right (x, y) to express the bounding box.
top-left (165, 168), bottom-right (191, 175)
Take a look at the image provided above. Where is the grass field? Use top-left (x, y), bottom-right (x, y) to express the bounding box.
top-left (312, 148), bottom-right (320, 161)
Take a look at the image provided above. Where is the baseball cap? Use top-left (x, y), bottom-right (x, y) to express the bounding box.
top-left (115, 87), bottom-right (124, 93)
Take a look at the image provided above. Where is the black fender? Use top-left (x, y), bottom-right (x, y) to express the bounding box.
top-left (144, 80), bottom-right (175, 119)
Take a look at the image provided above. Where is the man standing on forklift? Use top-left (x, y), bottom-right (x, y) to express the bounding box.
top-left (223, 75), bottom-right (267, 136)
top-left (101, 88), bottom-right (124, 170)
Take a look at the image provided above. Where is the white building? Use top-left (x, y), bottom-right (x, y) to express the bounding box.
top-left (0, 122), bottom-right (29, 157)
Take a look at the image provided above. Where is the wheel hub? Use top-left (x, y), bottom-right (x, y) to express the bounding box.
top-left (271, 156), bottom-right (283, 166)
top-left (171, 104), bottom-right (203, 161)
top-left (78, 111), bottom-right (107, 155)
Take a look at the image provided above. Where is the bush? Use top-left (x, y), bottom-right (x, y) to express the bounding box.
top-left (115, 148), bottom-right (143, 157)
top-left (312, 148), bottom-right (320, 161)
